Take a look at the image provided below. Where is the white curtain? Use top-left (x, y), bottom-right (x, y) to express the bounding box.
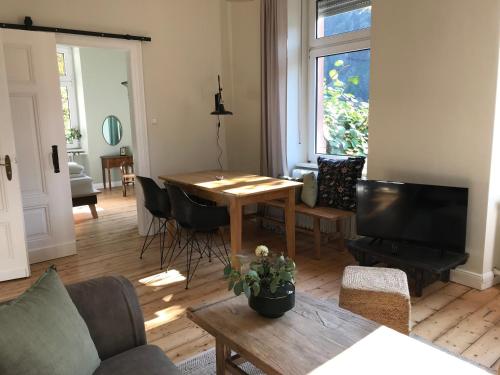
top-left (260, 0), bottom-right (288, 177)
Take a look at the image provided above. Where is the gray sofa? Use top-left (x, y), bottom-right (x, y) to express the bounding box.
top-left (65, 276), bottom-right (180, 375)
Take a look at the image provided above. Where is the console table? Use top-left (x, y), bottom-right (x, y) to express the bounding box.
top-left (100, 155), bottom-right (133, 190)
top-left (347, 237), bottom-right (469, 296)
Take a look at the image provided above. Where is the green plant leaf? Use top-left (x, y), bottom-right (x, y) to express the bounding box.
top-left (234, 281), bottom-right (243, 296)
top-left (223, 264), bottom-right (232, 278)
top-left (247, 269), bottom-right (260, 281)
top-left (348, 76), bottom-right (360, 85)
top-left (228, 279), bottom-right (235, 291)
top-left (243, 282), bottom-right (251, 298)
top-left (279, 271), bottom-right (292, 282)
top-left (270, 279), bottom-right (278, 294)
top-left (252, 283), bottom-right (260, 296)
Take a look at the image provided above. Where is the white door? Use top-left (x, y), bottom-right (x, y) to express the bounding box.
top-left (2, 29), bottom-right (75, 264)
top-left (0, 33), bottom-right (30, 281)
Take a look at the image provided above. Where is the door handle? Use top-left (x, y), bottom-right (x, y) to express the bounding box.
top-left (0, 155), bottom-right (12, 181)
top-left (51, 145), bottom-right (60, 173)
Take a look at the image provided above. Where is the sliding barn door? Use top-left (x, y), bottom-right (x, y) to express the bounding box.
top-left (2, 29), bottom-right (75, 263)
top-left (0, 33), bottom-right (30, 281)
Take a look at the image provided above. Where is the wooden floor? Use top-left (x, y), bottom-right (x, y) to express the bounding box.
top-left (1, 188), bottom-right (499, 371)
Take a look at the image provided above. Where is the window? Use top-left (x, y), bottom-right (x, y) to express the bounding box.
top-left (309, 0), bottom-right (371, 159)
top-left (57, 46), bottom-right (80, 148)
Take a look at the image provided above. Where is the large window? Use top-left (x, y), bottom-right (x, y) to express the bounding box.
top-left (57, 45), bottom-right (80, 149)
top-left (309, 0), bottom-right (371, 159)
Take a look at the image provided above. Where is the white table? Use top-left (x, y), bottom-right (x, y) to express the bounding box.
top-left (310, 326), bottom-right (491, 374)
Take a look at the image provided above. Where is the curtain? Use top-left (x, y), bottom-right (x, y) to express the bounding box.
top-left (260, 0), bottom-right (288, 177)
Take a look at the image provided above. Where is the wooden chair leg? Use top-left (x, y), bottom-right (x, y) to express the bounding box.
top-left (89, 204), bottom-right (98, 219)
top-left (337, 219), bottom-right (345, 250)
top-left (314, 217), bottom-right (321, 259)
top-left (123, 180), bottom-right (126, 197)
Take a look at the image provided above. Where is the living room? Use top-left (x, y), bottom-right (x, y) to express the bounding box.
top-left (0, 0), bottom-right (499, 374)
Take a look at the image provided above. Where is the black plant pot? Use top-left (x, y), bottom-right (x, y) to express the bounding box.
top-left (248, 282), bottom-right (295, 318)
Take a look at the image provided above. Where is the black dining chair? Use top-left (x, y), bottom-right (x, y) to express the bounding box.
top-left (136, 176), bottom-right (178, 268)
top-left (165, 183), bottom-right (230, 289)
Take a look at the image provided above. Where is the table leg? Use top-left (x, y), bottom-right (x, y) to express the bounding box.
top-left (166, 220), bottom-right (176, 249)
top-left (89, 204), bottom-right (98, 219)
top-left (102, 165), bottom-right (106, 190)
top-left (337, 219), bottom-right (345, 251)
top-left (107, 168), bottom-right (112, 190)
top-left (284, 188), bottom-right (296, 259)
top-left (229, 197), bottom-right (242, 268)
top-left (314, 216), bottom-right (321, 259)
top-left (216, 339), bottom-right (230, 375)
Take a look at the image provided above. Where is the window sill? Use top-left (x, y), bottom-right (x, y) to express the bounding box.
top-left (295, 162), bottom-right (318, 170)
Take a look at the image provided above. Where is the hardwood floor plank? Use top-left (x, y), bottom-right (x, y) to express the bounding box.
top-left (412, 288), bottom-right (500, 342)
top-left (411, 283), bottom-right (472, 326)
top-left (461, 324), bottom-right (500, 368)
top-left (434, 294), bottom-right (500, 354)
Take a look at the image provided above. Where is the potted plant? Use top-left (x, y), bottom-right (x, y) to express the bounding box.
top-left (224, 245), bottom-right (296, 318)
top-left (65, 128), bottom-right (82, 145)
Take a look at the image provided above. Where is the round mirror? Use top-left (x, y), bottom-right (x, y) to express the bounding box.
top-left (102, 115), bottom-right (123, 146)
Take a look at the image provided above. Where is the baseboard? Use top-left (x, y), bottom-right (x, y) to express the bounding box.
top-left (450, 268), bottom-right (500, 290)
top-left (28, 241), bottom-right (77, 264)
top-left (0, 266), bottom-right (30, 282)
top-left (93, 180), bottom-right (122, 190)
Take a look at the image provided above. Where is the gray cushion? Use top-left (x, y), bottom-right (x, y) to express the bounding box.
top-left (94, 345), bottom-right (180, 375)
top-left (0, 267), bottom-right (101, 375)
top-left (66, 276), bottom-right (146, 360)
top-left (301, 172), bottom-right (318, 208)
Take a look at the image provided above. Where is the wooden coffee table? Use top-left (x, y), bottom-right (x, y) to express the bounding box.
top-left (188, 294), bottom-right (492, 374)
top-left (187, 293), bottom-right (379, 375)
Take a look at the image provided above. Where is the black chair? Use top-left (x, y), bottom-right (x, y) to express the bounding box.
top-left (165, 183), bottom-right (230, 289)
top-left (136, 176), bottom-right (177, 268)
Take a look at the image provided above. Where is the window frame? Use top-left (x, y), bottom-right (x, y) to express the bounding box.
top-left (306, 0), bottom-right (371, 162)
top-left (57, 45), bottom-right (81, 149)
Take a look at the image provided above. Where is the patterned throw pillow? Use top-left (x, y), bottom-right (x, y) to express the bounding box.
top-left (317, 157), bottom-right (365, 211)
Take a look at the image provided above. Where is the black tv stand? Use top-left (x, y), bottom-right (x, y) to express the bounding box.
top-left (347, 238), bottom-right (469, 297)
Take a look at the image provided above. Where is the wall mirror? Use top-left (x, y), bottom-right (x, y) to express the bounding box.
top-left (102, 115), bottom-right (123, 146)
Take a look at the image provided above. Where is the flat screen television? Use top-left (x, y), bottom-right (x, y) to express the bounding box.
top-left (356, 180), bottom-right (468, 253)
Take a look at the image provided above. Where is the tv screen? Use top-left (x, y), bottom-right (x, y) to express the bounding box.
top-left (356, 180), bottom-right (468, 253)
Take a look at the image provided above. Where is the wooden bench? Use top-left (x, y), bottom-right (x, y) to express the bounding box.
top-left (263, 200), bottom-right (354, 259)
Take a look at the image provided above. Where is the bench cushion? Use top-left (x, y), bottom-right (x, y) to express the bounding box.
top-left (317, 157), bottom-right (365, 211)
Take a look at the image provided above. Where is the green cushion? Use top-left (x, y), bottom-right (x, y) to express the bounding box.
top-left (0, 267), bottom-right (101, 375)
top-left (301, 172), bottom-right (318, 208)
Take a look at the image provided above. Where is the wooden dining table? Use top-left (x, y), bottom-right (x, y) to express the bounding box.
top-left (158, 170), bottom-right (302, 265)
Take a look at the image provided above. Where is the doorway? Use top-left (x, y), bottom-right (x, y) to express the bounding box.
top-left (57, 44), bottom-right (137, 224)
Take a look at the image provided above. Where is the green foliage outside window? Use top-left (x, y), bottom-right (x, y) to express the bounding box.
top-left (322, 59), bottom-right (369, 156)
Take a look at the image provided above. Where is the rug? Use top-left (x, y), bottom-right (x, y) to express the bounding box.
top-left (177, 348), bottom-right (264, 375)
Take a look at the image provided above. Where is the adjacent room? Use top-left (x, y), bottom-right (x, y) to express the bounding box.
top-left (0, 0), bottom-right (499, 374)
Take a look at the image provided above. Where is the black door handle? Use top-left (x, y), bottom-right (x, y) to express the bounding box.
top-left (51, 145), bottom-right (60, 173)
top-left (0, 155), bottom-right (12, 181)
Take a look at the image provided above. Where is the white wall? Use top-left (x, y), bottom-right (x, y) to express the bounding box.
top-left (221, 0), bottom-right (261, 174)
top-left (0, 0), bottom-right (228, 184)
top-left (368, 0), bottom-right (500, 283)
top-left (485, 43), bottom-right (500, 279)
top-left (74, 47), bottom-right (132, 184)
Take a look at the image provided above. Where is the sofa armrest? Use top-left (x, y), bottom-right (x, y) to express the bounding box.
top-left (66, 276), bottom-right (146, 360)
